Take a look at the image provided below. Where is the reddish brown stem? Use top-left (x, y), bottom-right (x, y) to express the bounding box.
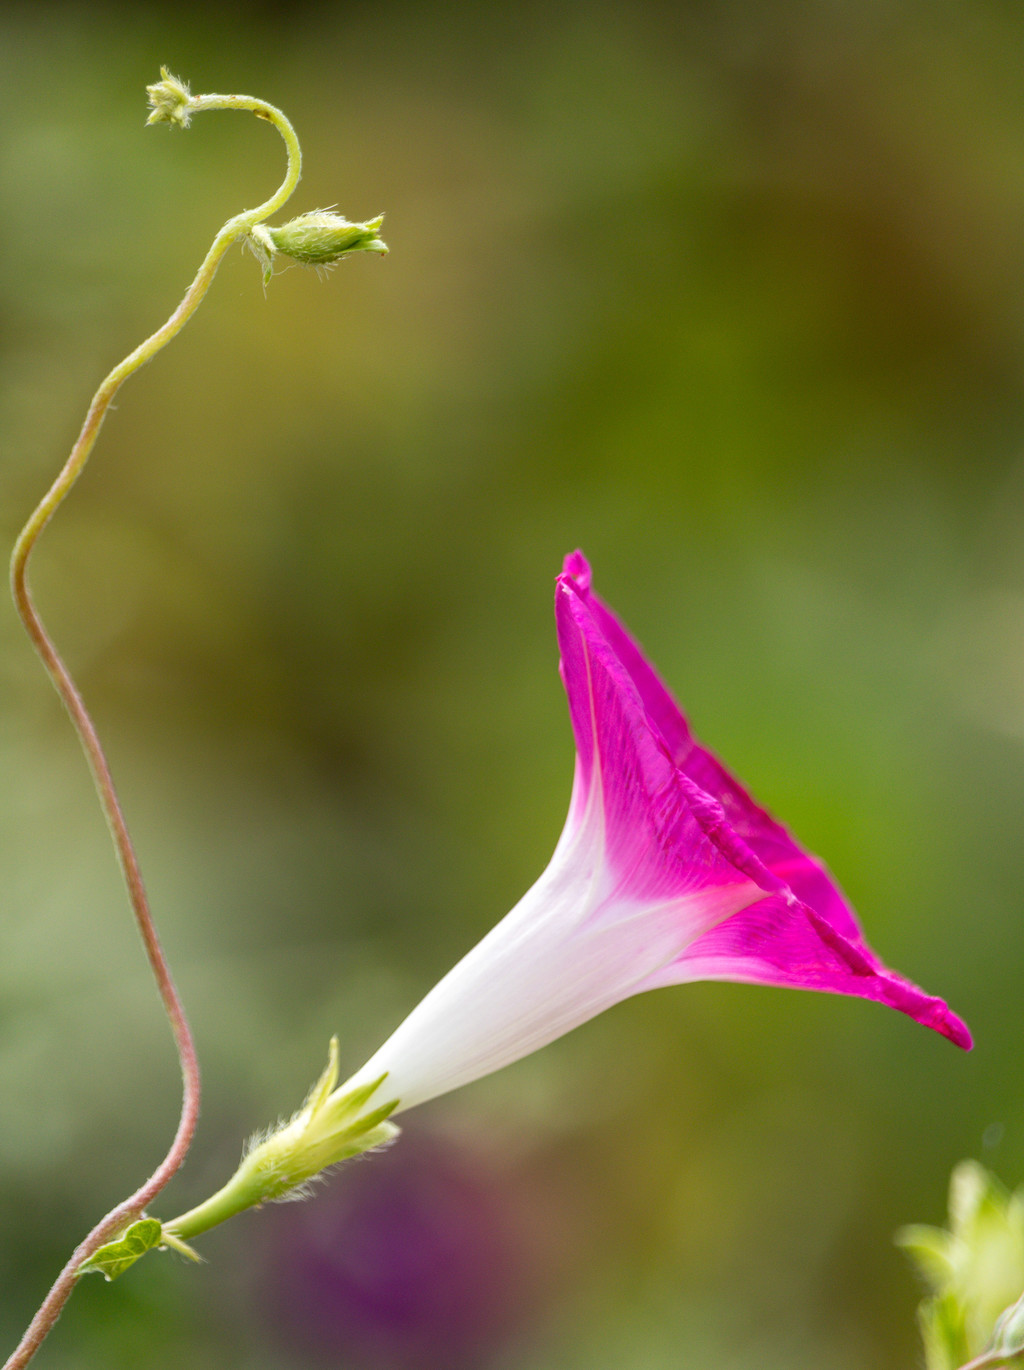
top-left (3, 81), bottom-right (302, 1370)
top-left (4, 410), bottom-right (201, 1370)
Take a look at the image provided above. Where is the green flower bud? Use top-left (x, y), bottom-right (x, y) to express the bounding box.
top-left (162, 1039), bottom-right (399, 1244)
top-left (248, 211), bottom-right (387, 283)
top-left (146, 67), bottom-right (192, 129)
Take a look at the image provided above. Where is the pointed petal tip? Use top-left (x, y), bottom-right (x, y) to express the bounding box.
top-left (560, 550), bottom-right (591, 590)
top-left (936, 1007), bottom-right (973, 1052)
top-left (891, 973), bottom-right (972, 1050)
top-left (898, 978), bottom-right (972, 1050)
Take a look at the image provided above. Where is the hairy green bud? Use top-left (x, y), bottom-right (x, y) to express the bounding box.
top-left (162, 1039), bottom-right (399, 1243)
top-left (146, 67), bottom-right (193, 128)
top-left (248, 211), bottom-right (387, 283)
top-left (238, 1036), bottom-right (399, 1200)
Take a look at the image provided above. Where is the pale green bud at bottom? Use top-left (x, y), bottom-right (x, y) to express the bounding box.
top-left (992, 1293), bottom-right (1024, 1359)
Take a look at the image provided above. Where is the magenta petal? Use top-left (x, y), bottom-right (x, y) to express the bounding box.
top-left (556, 572), bottom-right (783, 906)
top-left (557, 552), bottom-right (971, 1050)
top-left (644, 894), bottom-right (973, 1049)
top-left (340, 553), bottom-right (970, 1120)
top-left (560, 551), bottom-right (861, 943)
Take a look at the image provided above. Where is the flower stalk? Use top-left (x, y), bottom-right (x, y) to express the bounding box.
top-left (4, 70), bottom-right (383, 1370)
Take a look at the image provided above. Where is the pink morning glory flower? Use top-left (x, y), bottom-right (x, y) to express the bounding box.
top-left (342, 552), bottom-right (970, 1116)
top-left (163, 552), bottom-right (973, 1244)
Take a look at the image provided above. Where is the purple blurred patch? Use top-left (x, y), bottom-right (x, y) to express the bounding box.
top-left (254, 1131), bottom-right (541, 1369)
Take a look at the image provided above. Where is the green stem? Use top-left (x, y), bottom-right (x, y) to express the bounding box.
top-left (163, 1169), bottom-right (269, 1243)
top-left (4, 83), bottom-right (301, 1370)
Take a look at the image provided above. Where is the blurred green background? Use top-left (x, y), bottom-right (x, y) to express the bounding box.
top-left (1, 2), bottom-right (1022, 1366)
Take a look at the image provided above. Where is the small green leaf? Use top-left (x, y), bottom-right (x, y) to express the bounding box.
top-left (79, 1218), bottom-right (163, 1281)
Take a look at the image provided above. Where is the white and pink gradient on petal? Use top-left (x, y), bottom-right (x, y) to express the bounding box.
top-left (342, 553), bottom-right (970, 1116)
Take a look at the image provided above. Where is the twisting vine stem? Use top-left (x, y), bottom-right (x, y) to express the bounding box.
top-left (3, 73), bottom-right (302, 1370)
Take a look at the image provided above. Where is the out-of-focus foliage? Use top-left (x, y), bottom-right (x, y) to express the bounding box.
top-left (899, 1161), bottom-right (1024, 1369)
top-left (2, 2), bottom-right (1024, 1367)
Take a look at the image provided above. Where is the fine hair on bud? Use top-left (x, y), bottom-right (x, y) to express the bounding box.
top-left (248, 211), bottom-right (387, 283)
